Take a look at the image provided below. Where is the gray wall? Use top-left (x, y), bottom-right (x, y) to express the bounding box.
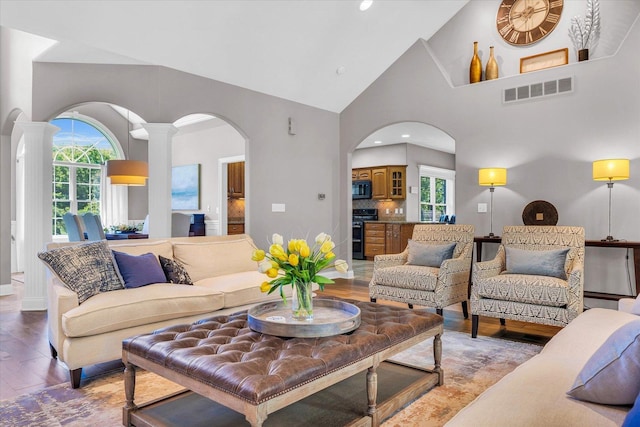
top-left (341, 8), bottom-right (640, 301)
top-left (27, 63), bottom-right (340, 252)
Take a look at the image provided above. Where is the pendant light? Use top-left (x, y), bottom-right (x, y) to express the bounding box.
top-left (106, 109), bottom-right (148, 186)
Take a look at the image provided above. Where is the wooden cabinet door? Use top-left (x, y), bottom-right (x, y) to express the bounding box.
top-left (388, 166), bottom-right (406, 199)
top-left (400, 224), bottom-right (415, 252)
top-left (351, 169), bottom-right (358, 180)
top-left (228, 162), bottom-right (245, 198)
top-left (385, 223), bottom-right (401, 254)
top-left (371, 168), bottom-right (388, 199)
top-left (357, 169), bottom-right (371, 180)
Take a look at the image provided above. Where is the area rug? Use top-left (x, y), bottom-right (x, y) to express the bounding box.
top-left (0, 331), bottom-right (542, 427)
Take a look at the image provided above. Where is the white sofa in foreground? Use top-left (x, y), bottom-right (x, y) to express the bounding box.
top-left (43, 234), bottom-right (292, 388)
top-left (446, 302), bottom-right (639, 426)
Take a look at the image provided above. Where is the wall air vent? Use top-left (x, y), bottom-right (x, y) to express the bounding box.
top-left (503, 76), bottom-right (573, 104)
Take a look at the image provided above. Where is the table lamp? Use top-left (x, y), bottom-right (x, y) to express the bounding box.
top-left (593, 159), bottom-right (630, 242)
top-left (479, 168), bottom-right (507, 238)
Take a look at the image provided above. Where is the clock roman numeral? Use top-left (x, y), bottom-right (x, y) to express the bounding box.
top-left (546, 13), bottom-right (560, 23)
top-left (550, 0), bottom-right (563, 9)
top-left (509, 30), bottom-right (520, 43)
top-left (497, 15), bottom-right (510, 24)
top-left (539, 26), bottom-right (548, 36)
top-left (526, 31), bottom-right (533, 43)
top-left (499, 23), bottom-right (514, 36)
top-left (500, 3), bottom-right (512, 8)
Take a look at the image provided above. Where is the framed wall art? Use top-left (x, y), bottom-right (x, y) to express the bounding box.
top-left (171, 164), bottom-right (200, 210)
top-left (520, 48), bottom-right (569, 73)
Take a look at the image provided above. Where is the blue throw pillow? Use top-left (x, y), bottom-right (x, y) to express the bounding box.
top-left (112, 251), bottom-right (167, 289)
top-left (623, 391), bottom-right (640, 427)
top-left (567, 320), bottom-right (640, 405)
top-left (505, 246), bottom-right (570, 279)
top-left (406, 240), bottom-right (457, 268)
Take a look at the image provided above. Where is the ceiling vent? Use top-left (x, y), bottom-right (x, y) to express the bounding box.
top-left (503, 77), bottom-right (573, 104)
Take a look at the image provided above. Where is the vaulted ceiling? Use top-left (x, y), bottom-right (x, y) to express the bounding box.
top-left (0, 0), bottom-right (467, 113)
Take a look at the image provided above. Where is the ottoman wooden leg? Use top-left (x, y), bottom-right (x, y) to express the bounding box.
top-left (433, 333), bottom-right (443, 386)
top-left (367, 366), bottom-right (379, 426)
top-left (123, 361), bottom-right (137, 426)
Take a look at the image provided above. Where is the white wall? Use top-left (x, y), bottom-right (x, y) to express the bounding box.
top-left (341, 6), bottom-right (640, 301)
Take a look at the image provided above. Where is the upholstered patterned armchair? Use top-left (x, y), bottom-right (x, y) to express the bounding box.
top-left (369, 224), bottom-right (474, 318)
top-left (471, 226), bottom-right (585, 338)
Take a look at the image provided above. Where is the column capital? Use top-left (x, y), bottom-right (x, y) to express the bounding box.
top-left (15, 121), bottom-right (60, 138)
top-left (141, 123), bottom-right (178, 138)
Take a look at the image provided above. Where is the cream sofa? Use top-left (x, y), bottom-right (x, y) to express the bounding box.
top-left (44, 234), bottom-right (291, 388)
top-left (446, 303), bottom-right (639, 426)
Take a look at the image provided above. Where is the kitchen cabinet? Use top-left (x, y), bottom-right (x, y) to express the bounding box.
top-left (228, 223), bottom-right (245, 235)
top-left (227, 161), bottom-right (245, 198)
top-left (364, 223), bottom-right (386, 259)
top-left (371, 166), bottom-right (407, 200)
top-left (352, 168), bottom-right (372, 180)
top-left (364, 222), bottom-right (416, 259)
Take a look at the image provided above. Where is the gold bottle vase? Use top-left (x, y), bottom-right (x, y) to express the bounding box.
top-left (485, 46), bottom-right (498, 80)
top-left (469, 41), bottom-right (482, 84)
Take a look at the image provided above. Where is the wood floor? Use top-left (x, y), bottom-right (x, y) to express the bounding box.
top-left (0, 261), bottom-right (561, 400)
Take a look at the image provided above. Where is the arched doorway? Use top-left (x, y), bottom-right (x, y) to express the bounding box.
top-left (348, 121), bottom-right (455, 262)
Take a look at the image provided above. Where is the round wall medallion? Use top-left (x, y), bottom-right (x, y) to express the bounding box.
top-left (522, 200), bottom-right (558, 225)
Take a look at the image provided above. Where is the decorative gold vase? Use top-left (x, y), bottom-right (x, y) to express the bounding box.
top-left (485, 46), bottom-right (498, 80)
top-left (291, 281), bottom-right (313, 321)
top-left (469, 41), bottom-right (482, 84)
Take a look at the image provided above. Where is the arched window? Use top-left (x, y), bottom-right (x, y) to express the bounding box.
top-left (50, 116), bottom-right (120, 236)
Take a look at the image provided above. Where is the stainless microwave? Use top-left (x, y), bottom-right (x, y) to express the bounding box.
top-left (352, 180), bottom-right (372, 199)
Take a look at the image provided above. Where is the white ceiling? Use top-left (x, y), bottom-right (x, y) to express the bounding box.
top-left (0, 0), bottom-right (467, 114)
top-left (1, 0), bottom-right (465, 153)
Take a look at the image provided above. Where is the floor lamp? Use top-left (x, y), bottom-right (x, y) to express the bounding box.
top-left (479, 168), bottom-right (507, 238)
top-left (593, 159), bottom-right (630, 242)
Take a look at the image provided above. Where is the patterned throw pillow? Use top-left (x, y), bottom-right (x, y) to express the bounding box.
top-left (159, 255), bottom-right (193, 285)
top-left (38, 240), bottom-right (124, 304)
top-left (406, 240), bottom-right (456, 268)
top-left (112, 251), bottom-right (167, 289)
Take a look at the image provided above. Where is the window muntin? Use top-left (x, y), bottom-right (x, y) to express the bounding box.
top-left (51, 117), bottom-right (118, 236)
top-left (419, 166), bottom-right (455, 222)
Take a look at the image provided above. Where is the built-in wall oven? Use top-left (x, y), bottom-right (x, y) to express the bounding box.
top-left (352, 208), bottom-right (378, 260)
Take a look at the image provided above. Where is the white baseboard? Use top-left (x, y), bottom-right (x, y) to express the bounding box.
top-left (20, 297), bottom-right (47, 311)
top-left (0, 283), bottom-right (14, 296)
top-left (324, 270), bottom-right (355, 280)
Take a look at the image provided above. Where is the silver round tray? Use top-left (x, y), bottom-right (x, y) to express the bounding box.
top-left (248, 299), bottom-right (361, 338)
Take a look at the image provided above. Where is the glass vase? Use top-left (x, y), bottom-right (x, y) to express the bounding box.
top-left (291, 281), bottom-right (314, 321)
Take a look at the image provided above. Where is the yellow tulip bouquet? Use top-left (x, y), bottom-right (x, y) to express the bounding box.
top-left (252, 232), bottom-right (348, 319)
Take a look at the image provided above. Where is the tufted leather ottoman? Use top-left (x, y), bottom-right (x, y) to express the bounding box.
top-left (122, 299), bottom-right (443, 427)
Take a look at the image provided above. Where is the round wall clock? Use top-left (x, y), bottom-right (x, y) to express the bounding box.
top-left (496, 0), bottom-right (564, 46)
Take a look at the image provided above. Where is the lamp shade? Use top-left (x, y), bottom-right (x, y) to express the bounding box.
top-left (106, 160), bottom-right (148, 186)
top-left (479, 168), bottom-right (507, 186)
top-left (592, 159), bottom-right (630, 181)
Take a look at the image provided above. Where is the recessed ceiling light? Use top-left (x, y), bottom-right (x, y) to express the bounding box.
top-left (336, 66), bottom-right (346, 75)
top-left (359, 0), bottom-right (373, 11)
top-left (374, 140), bottom-right (382, 144)
top-left (401, 134), bottom-right (410, 138)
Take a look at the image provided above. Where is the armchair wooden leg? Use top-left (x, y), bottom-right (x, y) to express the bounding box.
top-left (436, 308), bottom-right (442, 316)
top-left (49, 342), bottom-right (58, 359)
top-left (370, 298), bottom-right (376, 303)
top-left (472, 315), bottom-right (479, 338)
top-left (500, 318), bottom-right (506, 326)
top-left (408, 304), bottom-right (414, 310)
top-left (70, 368), bottom-right (82, 389)
top-left (461, 301), bottom-right (469, 319)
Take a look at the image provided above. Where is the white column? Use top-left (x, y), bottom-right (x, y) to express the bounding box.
top-left (0, 133), bottom-right (12, 295)
top-left (16, 122), bottom-right (59, 311)
top-left (142, 123), bottom-right (178, 238)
